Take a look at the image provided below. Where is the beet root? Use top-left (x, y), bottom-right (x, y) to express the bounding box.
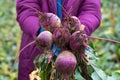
top-left (55, 50), bottom-right (77, 80)
top-left (39, 13), bottom-right (61, 33)
top-left (53, 27), bottom-right (71, 48)
top-left (70, 31), bottom-right (88, 51)
top-left (62, 16), bottom-right (81, 33)
top-left (36, 31), bottom-right (53, 49)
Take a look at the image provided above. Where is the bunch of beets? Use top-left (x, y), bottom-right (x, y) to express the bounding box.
top-left (20, 5), bottom-right (120, 80)
top-left (35, 12), bottom-right (91, 80)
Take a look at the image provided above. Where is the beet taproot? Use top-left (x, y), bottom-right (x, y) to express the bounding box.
top-left (62, 16), bottom-right (81, 33)
top-left (36, 31), bottom-right (53, 49)
top-left (55, 50), bottom-right (77, 80)
top-left (53, 27), bottom-right (71, 48)
top-left (39, 13), bottom-right (61, 33)
top-left (70, 31), bottom-right (88, 51)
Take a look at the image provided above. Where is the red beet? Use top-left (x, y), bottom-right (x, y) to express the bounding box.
top-left (53, 27), bottom-right (71, 48)
top-left (70, 31), bottom-right (91, 80)
top-left (55, 50), bottom-right (77, 80)
top-left (36, 31), bottom-right (53, 49)
top-left (39, 13), bottom-right (61, 33)
top-left (62, 16), bottom-right (81, 33)
top-left (70, 31), bottom-right (88, 51)
top-left (70, 16), bottom-right (81, 29)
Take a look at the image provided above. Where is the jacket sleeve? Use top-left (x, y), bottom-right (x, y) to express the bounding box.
top-left (78, 0), bottom-right (101, 35)
top-left (16, 0), bottom-right (41, 38)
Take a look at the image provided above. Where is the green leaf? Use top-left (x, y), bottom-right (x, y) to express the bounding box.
top-left (86, 50), bottom-right (99, 60)
top-left (74, 72), bottom-right (85, 80)
top-left (106, 76), bottom-right (115, 80)
top-left (91, 65), bottom-right (107, 80)
top-left (106, 72), bottom-right (120, 80)
top-left (89, 41), bottom-right (96, 50)
top-left (91, 72), bottom-right (101, 80)
top-left (74, 68), bottom-right (85, 80)
top-left (114, 70), bottom-right (120, 74)
top-left (40, 71), bottom-right (45, 80)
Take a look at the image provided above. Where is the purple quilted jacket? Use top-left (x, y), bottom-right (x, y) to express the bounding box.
top-left (16, 0), bottom-right (101, 80)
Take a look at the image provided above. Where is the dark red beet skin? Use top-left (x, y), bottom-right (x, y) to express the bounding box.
top-left (53, 27), bottom-right (71, 48)
top-left (55, 50), bottom-right (77, 79)
top-left (39, 13), bottom-right (61, 33)
top-left (70, 31), bottom-right (88, 51)
top-left (70, 31), bottom-right (91, 80)
top-left (36, 31), bottom-right (53, 49)
top-left (62, 16), bottom-right (81, 33)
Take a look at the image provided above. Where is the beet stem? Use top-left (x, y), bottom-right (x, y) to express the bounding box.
top-left (23, 4), bottom-right (43, 15)
top-left (61, 74), bottom-right (69, 80)
top-left (57, 2), bottom-right (71, 18)
top-left (88, 36), bottom-right (120, 44)
top-left (19, 40), bottom-right (35, 53)
top-left (72, 72), bottom-right (74, 80)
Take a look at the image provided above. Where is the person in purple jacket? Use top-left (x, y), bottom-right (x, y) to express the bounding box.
top-left (16, 0), bottom-right (101, 80)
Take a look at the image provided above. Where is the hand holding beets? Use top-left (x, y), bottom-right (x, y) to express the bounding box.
top-left (20, 6), bottom-right (120, 80)
top-left (22, 12), bottom-right (89, 79)
top-left (37, 12), bottom-right (89, 50)
top-left (37, 13), bottom-right (89, 79)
